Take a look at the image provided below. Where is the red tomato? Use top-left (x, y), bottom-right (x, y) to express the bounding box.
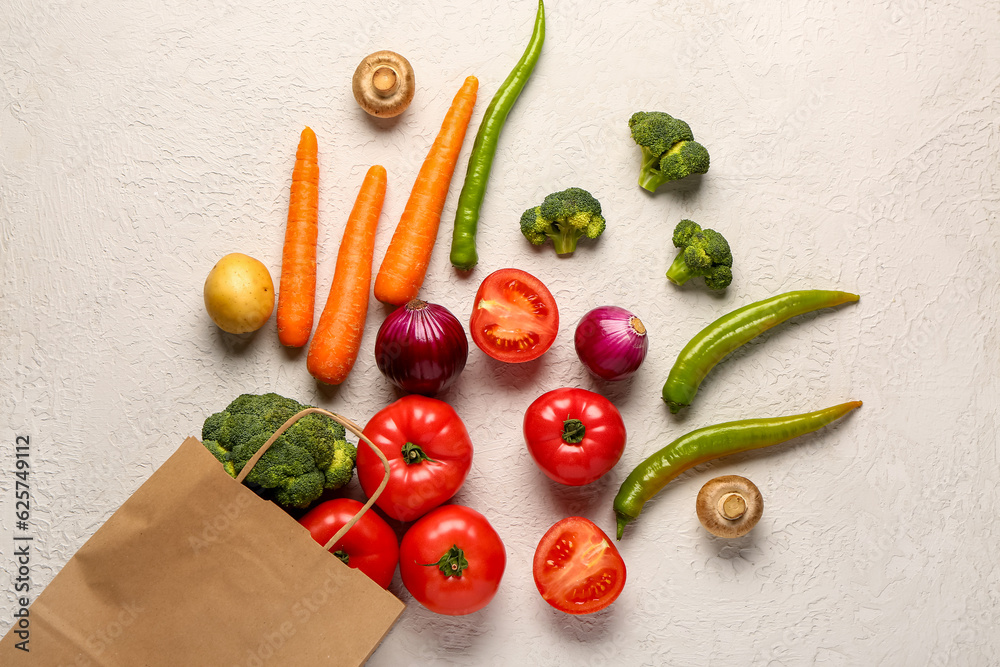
top-left (523, 387), bottom-right (627, 486)
top-left (357, 395), bottom-right (474, 522)
top-left (399, 505), bottom-right (506, 616)
top-left (298, 498), bottom-right (399, 589)
top-left (468, 268), bottom-right (559, 363)
top-left (533, 516), bottom-right (626, 615)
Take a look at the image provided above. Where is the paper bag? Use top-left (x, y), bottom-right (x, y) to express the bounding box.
top-left (0, 409), bottom-right (405, 666)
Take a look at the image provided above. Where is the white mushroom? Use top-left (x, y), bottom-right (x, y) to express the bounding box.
top-left (352, 51), bottom-right (415, 118)
top-left (695, 475), bottom-right (763, 538)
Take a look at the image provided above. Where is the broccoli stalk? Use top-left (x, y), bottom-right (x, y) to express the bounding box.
top-left (629, 111), bottom-right (710, 192)
top-left (666, 219), bottom-right (733, 290)
top-left (202, 393), bottom-right (357, 509)
top-left (519, 187), bottom-right (606, 255)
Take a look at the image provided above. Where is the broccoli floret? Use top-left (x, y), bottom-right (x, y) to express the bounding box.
top-left (202, 393), bottom-right (357, 510)
top-left (666, 219), bottom-right (733, 290)
top-left (628, 111), bottom-right (710, 192)
top-left (519, 187), bottom-right (606, 255)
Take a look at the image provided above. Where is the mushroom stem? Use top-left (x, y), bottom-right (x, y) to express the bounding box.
top-left (372, 66), bottom-right (399, 97)
top-left (352, 50), bottom-right (416, 118)
top-left (695, 475), bottom-right (763, 538)
top-left (718, 492), bottom-right (747, 520)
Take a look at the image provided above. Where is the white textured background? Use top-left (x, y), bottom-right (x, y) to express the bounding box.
top-left (2, 0), bottom-right (999, 664)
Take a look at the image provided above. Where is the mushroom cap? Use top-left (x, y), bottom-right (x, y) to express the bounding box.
top-left (352, 50), bottom-right (415, 118)
top-left (695, 475), bottom-right (763, 538)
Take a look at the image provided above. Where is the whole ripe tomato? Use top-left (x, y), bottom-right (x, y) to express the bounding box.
top-left (523, 387), bottom-right (627, 486)
top-left (468, 268), bottom-right (559, 363)
top-left (399, 504), bottom-right (506, 615)
top-left (357, 395), bottom-right (474, 522)
top-left (298, 498), bottom-right (399, 589)
top-left (533, 516), bottom-right (626, 615)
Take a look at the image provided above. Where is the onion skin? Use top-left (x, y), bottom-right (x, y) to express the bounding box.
top-left (574, 306), bottom-right (648, 381)
top-left (375, 300), bottom-right (469, 395)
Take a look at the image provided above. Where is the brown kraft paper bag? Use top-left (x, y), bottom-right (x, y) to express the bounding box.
top-left (0, 408), bottom-right (405, 666)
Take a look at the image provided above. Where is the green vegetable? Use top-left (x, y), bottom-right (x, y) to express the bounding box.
top-left (628, 111), bottom-right (710, 192)
top-left (202, 393), bottom-right (357, 509)
top-left (519, 187), bottom-right (606, 255)
top-left (663, 290), bottom-right (860, 413)
top-left (666, 219), bottom-right (733, 290)
top-left (613, 400), bottom-right (862, 539)
top-left (450, 0), bottom-right (545, 271)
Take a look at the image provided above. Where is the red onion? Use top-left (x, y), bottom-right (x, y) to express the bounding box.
top-left (574, 306), bottom-right (648, 381)
top-left (375, 299), bottom-right (469, 395)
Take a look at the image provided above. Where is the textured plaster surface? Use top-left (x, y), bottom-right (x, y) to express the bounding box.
top-left (2, 0), bottom-right (999, 664)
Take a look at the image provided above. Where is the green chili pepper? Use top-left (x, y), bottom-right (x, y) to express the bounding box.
top-left (662, 290), bottom-right (860, 413)
top-left (449, 0), bottom-right (545, 271)
top-left (613, 400), bottom-right (861, 539)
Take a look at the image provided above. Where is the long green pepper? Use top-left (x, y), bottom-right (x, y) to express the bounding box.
top-left (662, 290), bottom-right (860, 413)
top-left (613, 400), bottom-right (861, 539)
top-left (449, 0), bottom-right (545, 270)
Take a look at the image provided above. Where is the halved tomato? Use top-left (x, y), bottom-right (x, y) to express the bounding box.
top-left (532, 516), bottom-right (626, 615)
top-left (469, 268), bottom-right (559, 363)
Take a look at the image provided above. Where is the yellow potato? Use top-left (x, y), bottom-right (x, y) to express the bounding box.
top-left (203, 253), bottom-right (275, 334)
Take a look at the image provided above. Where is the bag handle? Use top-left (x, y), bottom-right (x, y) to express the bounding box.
top-left (235, 407), bottom-right (391, 550)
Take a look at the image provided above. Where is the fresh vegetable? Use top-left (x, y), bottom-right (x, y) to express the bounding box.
top-left (449, 0), bottom-right (545, 270)
top-left (352, 50), bottom-right (415, 118)
top-left (399, 504), bottom-right (506, 616)
top-left (523, 388), bottom-right (626, 486)
top-left (277, 127), bottom-right (321, 347)
top-left (665, 219), bottom-right (733, 290)
top-left (613, 400), bottom-right (862, 539)
top-left (203, 253), bottom-right (275, 334)
top-left (628, 111), bottom-right (710, 192)
top-left (374, 76), bottom-right (479, 306)
top-left (299, 497), bottom-right (400, 589)
top-left (357, 395), bottom-right (474, 522)
top-left (374, 299), bottom-right (468, 396)
top-left (519, 187), bottom-right (606, 256)
top-left (695, 475), bottom-right (763, 539)
top-left (468, 267), bottom-right (559, 363)
top-left (307, 165), bottom-right (388, 385)
top-left (532, 516), bottom-right (626, 615)
top-left (574, 306), bottom-right (648, 381)
top-left (662, 290), bottom-right (860, 413)
top-left (202, 393), bottom-right (357, 510)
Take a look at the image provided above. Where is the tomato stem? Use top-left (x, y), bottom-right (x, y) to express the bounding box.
top-left (402, 441), bottom-right (436, 465)
top-left (333, 549), bottom-right (350, 566)
top-left (561, 418), bottom-right (586, 444)
top-left (422, 544), bottom-right (469, 577)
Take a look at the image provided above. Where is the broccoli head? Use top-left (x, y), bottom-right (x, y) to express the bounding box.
top-left (519, 187), bottom-right (606, 255)
top-left (202, 393), bottom-right (357, 509)
top-left (666, 219), bottom-right (733, 290)
top-left (628, 111), bottom-right (710, 192)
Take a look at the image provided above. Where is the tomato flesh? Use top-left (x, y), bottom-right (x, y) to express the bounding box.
top-left (533, 516), bottom-right (626, 615)
top-left (469, 269), bottom-right (558, 363)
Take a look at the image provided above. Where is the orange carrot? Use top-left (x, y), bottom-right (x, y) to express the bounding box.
top-left (277, 126), bottom-right (320, 347)
top-left (374, 76), bottom-right (479, 306)
top-left (307, 165), bottom-right (388, 385)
